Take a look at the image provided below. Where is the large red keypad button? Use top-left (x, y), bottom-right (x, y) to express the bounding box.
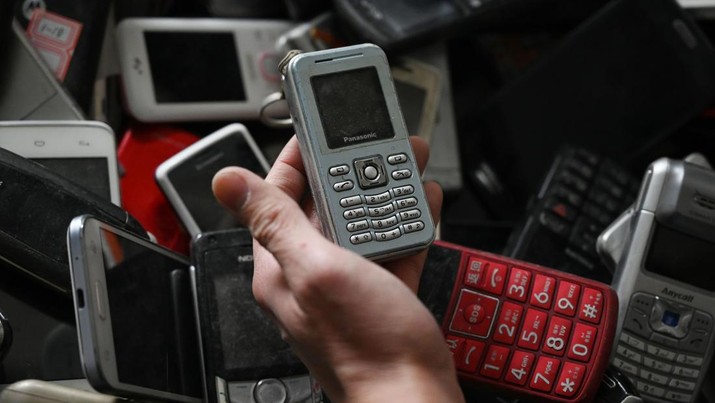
top-left (529, 356), bottom-right (560, 392)
top-left (493, 301), bottom-right (524, 344)
top-left (530, 274), bottom-right (556, 309)
top-left (555, 362), bottom-right (586, 397)
top-left (568, 323), bottom-right (597, 362)
top-left (506, 267), bottom-right (531, 302)
top-left (480, 345), bottom-right (510, 379)
top-left (456, 340), bottom-right (486, 373)
top-left (517, 308), bottom-right (548, 350)
top-left (450, 289), bottom-right (499, 337)
top-left (463, 256), bottom-right (487, 288)
top-left (578, 287), bottom-right (604, 324)
top-left (554, 281), bottom-right (581, 317)
top-left (542, 315), bottom-right (572, 356)
top-left (505, 350), bottom-right (535, 386)
top-left (479, 261), bottom-right (507, 295)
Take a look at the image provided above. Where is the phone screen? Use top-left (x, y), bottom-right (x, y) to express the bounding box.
top-left (311, 66), bottom-right (395, 149)
top-left (33, 157), bottom-right (111, 201)
top-left (645, 223), bottom-right (715, 291)
top-left (195, 241), bottom-right (306, 381)
top-left (100, 228), bottom-right (202, 398)
top-left (166, 134), bottom-right (266, 232)
top-left (144, 32), bottom-right (246, 103)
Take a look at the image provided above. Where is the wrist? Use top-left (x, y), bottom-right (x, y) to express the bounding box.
top-left (338, 357), bottom-right (465, 403)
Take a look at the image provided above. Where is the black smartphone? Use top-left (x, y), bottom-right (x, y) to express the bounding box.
top-left (190, 229), bottom-right (322, 403)
top-left (467, 0), bottom-right (715, 205)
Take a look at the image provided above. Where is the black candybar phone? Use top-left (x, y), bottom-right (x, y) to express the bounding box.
top-left (190, 229), bottom-right (322, 403)
top-left (503, 146), bottom-right (640, 284)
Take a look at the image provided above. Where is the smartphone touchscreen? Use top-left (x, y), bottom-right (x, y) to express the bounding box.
top-left (69, 215), bottom-right (203, 402)
top-left (157, 124), bottom-right (270, 236)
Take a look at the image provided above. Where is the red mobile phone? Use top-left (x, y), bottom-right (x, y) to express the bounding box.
top-left (434, 240), bottom-right (618, 402)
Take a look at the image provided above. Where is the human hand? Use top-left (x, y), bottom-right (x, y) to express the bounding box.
top-left (212, 135), bottom-right (464, 403)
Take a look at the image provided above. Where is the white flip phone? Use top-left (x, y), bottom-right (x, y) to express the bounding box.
top-left (280, 43), bottom-right (436, 261)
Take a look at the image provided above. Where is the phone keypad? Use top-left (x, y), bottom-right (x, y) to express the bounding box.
top-left (612, 292), bottom-right (713, 403)
top-left (443, 248), bottom-right (617, 402)
top-left (329, 154), bottom-right (427, 245)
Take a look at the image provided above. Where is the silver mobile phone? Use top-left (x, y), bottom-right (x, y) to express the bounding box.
top-left (280, 43), bottom-right (436, 261)
top-left (67, 214), bottom-right (203, 402)
top-left (597, 157), bottom-right (715, 403)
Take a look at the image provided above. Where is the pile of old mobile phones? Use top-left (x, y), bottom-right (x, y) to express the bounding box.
top-left (115, 17), bottom-right (295, 122)
top-left (597, 156), bottom-right (715, 403)
top-left (155, 123), bottom-right (271, 238)
top-left (280, 43), bottom-right (436, 261)
top-left (422, 240), bottom-right (619, 402)
top-left (190, 229), bottom-right (322, 403)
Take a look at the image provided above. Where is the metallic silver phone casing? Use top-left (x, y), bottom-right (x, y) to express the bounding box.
top-left (281, 44), bottom-right (435, 261)
top-left (597, 157), bottom-right (715, 403)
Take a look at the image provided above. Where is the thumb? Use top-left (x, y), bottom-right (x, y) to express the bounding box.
top-left (212, 167), bottom-right (327, 265)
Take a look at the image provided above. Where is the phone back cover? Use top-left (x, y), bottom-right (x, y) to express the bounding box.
top-left (470, 0), bottom-right (715, 203)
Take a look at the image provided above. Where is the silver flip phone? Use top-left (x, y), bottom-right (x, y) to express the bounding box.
top-left (597, 157), bottom-right (715, 403)
top-left (280, 43), bottom-right (436, 261)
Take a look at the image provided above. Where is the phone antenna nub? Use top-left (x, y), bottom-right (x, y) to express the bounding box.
top-left (279, 50), bottom-right (302, 76)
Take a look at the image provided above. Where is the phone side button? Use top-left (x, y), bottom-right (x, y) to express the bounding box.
top-left (94, 281), bottom-right (106, 320)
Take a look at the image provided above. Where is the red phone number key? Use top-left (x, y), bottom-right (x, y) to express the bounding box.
top-left (568, 323), bottom-right (597, 362)
top-left (517, 308), bottom-right (548, 350)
